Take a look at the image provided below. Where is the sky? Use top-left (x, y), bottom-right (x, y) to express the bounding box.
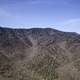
top-left (0, 0), bottom-right (80, 33)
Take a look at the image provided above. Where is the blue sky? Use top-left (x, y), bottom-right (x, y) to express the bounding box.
top-left (0, 0), bottom-right (80, 33)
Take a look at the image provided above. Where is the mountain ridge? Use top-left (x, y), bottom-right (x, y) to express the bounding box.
top-left (0, 27), bottom-right (80, 80)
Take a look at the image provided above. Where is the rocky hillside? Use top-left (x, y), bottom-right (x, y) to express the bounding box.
top-left (0, 27), bottom-right (80, 80)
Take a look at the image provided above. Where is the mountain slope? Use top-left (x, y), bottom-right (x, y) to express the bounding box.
top-left (0, 27), bottom-right (80, 80)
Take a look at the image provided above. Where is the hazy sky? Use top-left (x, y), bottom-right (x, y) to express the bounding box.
top-left (0, 0), bottom-right (80, 33)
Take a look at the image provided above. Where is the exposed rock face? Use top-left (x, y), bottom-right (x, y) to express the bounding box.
top-left (0, 27), bottom-right (80, 80)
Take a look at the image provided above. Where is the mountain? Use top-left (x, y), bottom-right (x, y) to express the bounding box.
top-left (0, 27), bottom-right (80, 80)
